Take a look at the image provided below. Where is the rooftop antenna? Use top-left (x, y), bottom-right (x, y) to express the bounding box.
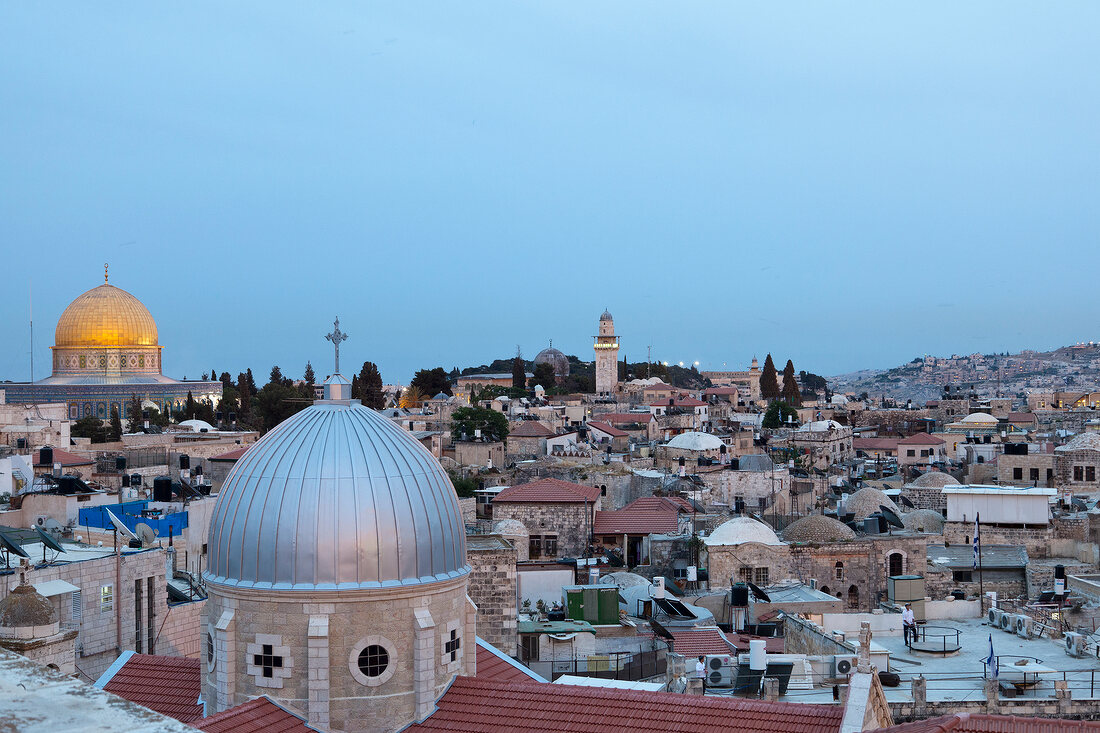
top-left (324, 317), bottom-right (348, 374)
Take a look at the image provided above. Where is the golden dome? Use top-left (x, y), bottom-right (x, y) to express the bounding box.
top-left (55, 283), bottom-right (159, 347)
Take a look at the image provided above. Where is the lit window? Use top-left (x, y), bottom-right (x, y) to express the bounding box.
top-left (100, 585), bottom-right (113, 613)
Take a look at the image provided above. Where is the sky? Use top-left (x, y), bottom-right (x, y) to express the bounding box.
top-left (2, 3), bottom-right (1099, 386)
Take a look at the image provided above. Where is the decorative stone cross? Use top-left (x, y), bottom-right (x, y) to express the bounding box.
top-left (253, 643), bottom-right (283, 679)
top-left (325, 317), bottom-right (348, 374)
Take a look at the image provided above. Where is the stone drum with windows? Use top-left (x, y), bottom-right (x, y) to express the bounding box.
top-left (201, 372), bottom-right (476, 732)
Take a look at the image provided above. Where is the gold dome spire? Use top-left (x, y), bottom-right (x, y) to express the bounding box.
top-left (54, 281), bottom-right (159, 348)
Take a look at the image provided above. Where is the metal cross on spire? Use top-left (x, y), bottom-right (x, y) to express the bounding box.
top-left (325, 317), bottom-right (348, 374)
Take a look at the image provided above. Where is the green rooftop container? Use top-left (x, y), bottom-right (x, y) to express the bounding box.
top-left (562, 585), bottom-right (619, 625)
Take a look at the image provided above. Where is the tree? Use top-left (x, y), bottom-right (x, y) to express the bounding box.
top-left (400, 385), bottom-right (427, 409)
top-left (762, 401), bottom-right (799, 429)
top-left (781, 359), bottom-right (801, 406)
top-left (760, 354), bottom-right (780, 401)
top-left (451, 406), bottom-right (509, 442)
top-left (530, 362), bottom-right (556, 390)
top-left (126, 394), bottom-right (143, 434)
top-left (185, 390), bottom-right (197, 419)
top-left (448, 470), bottom-right (478, 498)
top-left (354, 361), bottom-right (385, 409)
top-left (511, 355), bottom-right (526, 390)
top-left (254, 365), bottom-right (309, 432)
top-left (71, 416), bottom-right (107, 443)
top-left (304, 361), bottom-right (316, 388)
top-left (107, 407), bottom-right (123, 442)
top-left (410, 367), bottom-right (451, 397)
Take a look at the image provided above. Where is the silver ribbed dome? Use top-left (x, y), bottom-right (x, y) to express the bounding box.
top-left (205, 400), bottom-right (468, 591)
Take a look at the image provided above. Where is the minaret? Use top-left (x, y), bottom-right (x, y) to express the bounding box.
top-left (594, 309), bottom-right (620, 395)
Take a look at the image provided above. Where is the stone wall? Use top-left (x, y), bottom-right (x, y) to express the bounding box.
top-left (891, 677), bottom-right (1100, 723)
top-left (782, 614), bottom-right (851, 657)
top-left (924, 566), bottom-right (1026, 601)
top-left (1055, 448), bottom-right (1100, 489)
top-left (997, 452), bottom-right (1055, 487)
top-left (158, 598), bottom-right (206, 659)
top-left (467, 536), bottom-right (518, 656)
top-left (942, 518), bottom-right (1090, 558)
top-left (491, 502), bottom-right (595, 559)
top-left (899, 486), bottom-right (947, 513)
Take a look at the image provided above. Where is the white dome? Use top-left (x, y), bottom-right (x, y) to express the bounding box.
top-left (205, 399), bottom-right (468, 591)
top-left (704, 517), bottom-right (783, 547)
top-left (959, 412), bottom-right (996, 423)
top-left (666, 432), bottom-right (724, 451)
top-left (179, 419), bottom-right (216, 433)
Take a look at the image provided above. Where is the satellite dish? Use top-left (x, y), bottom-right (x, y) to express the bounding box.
top-left (898, 495), bottom-right (916, 509)
top-left (104, 508), bottom-right (138, 541)
top-left (135, 523), bottom-right (158, 546)
top-left (747, 581), bottom-right (771, 603)
top-left (0, 528), bottom-right (30, 559)
top-left (879, 505), bottom-right (905, 529)
top-left (34, 525), bottom-right (65, 553)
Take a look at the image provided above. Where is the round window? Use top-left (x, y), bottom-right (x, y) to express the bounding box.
top-left (358, 644), bottom-right (389, 678)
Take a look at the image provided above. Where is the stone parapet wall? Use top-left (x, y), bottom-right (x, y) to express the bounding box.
top-left (467, 541), bottom-right (518, 656)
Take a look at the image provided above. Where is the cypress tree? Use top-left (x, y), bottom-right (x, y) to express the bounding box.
top-left (781, 359), bottom-right (801, 406)
top-left (760, 354), bottom-right (780, 401)
top-left (511, 355), bottom-right (526, 390)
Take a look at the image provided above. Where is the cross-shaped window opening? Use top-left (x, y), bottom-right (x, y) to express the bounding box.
top-left (253, 644), bottom-right (283, 679)
top-left (445, 630), bottom-right (460, 662)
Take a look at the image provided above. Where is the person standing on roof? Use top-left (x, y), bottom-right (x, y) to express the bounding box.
top-left (902, 603), bottom-right (916, 646)
top-left (696, 655), bottom-right (706, 689)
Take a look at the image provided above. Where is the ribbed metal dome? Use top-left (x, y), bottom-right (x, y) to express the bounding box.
top-left (205, 400), bottom-right (468, 591)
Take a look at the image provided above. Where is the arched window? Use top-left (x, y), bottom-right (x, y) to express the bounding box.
top-left (835, 561), bottom-right (844, 580)
top-left (847, 585), bottom-right (859, 609)
top-left (888, 552), bottom-right (904, 577)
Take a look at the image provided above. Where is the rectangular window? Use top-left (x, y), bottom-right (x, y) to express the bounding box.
top-left (1075, 466), bottom-right (1084, 481)
top-left (147, 576), bottom-right (155, 654)
top-left (543, 535), bottom-right (558, 557)
top-left (1088, 467), bottom-right (1096, 482)
top-left (134, 579), bottom-right (143, 653)
top-left (738, 567), bottom-right (753, 583)
top-left (100, 584), bottom-right (114, 614)
top-left (754, 567), bottom-right (769, 586)
top-left (907, 450), bottom-right (915, 457)
top-left (1047, 469), bottom-right (1054, 481)
top-left (920, 450), bottom-right (929, 458)
top-left (1013, 467), bottom-right (1023, 480)
top-left (520, 635), bottom-right (539, 662)
top-left (953, 570), bottom-right (973, 582)
top-left (529, 536), bottom-right (542, 559)
top-left (1030, 468), bottom-right (1040, 482)
top-left (72, 590), bottom-right (83, 622)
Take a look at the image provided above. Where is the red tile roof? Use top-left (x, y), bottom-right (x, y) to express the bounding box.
top-left (871, 713), bottom-right (1100, 733)
top-left (588, 421), bottom-right (628, 438)
top-left (1007, 412), bottom-right (1037, 423)
top-left (99, 653), bottom-right (202, 724)
top-left (196, 696), bottom-right (314, 733)
top-left (853, 438), bottom-right (900, 452)
top-left (494, 478), bottom-right (602, 504)
top-left (669, 627), bottom-right (735, 655)
top-left (210, 446), bottom-right (251, 461)
top-left (509, 421), bottom-right (555, 438)
top-left (474, 639), bottom-right (547, 683)
top-left (593, 496), bottom-right (690, 535)
top-left (704, 387), bottom-right (740, 396)
top-left (601, 412), bottom-right (656, 424)
top-left (408, 676), bottom-right (844, 733)
top-left (898, 432), bottom-right (945, 446)
top-left (33, 447), bottom-right (94, 466)
top-left (643, 383), bottom-right (677, 392)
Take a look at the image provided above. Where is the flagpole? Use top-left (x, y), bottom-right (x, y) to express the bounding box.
top-left (977, 512), bottom-right (985, 616)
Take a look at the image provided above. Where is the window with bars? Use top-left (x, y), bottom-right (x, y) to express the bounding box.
top-left (445, 629), bottom-right (460, 663)
top-left (754, 567), bottom-right (769, 586)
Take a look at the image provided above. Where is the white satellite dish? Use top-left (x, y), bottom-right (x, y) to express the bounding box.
top-left (135, 523), bottom-right (158, 547)
top-left (104, 508), bottom-right (138, 541)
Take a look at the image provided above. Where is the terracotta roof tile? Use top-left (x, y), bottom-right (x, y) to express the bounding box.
top-left (509, 421), bottom-right (555, 438)
top-left (588, 421), bottom-right (628, 438)
top-left (196, 696), bottom-right (314, 733)
top-left (898, 432), bottom-right (945, 446)
top-left (100, 653), bottom-right (202, 724)
top-left (668, 627), bottom-right (735, 656)
top-left (493, 478), bottom-right (602, 504)
top-left (33, 447), bottom-right (94, 466)
top-left (409, 676), bottom-right (844, 733)
top-left (474, 639), bottom-right (546, 683)
top-left (853, 438), bottom-right (900, 451)
top-left (600, 413), bottom-right (656, 424)
top-left (210, 446), bottom-right (251, 461)
top-left (870, 713), bottom-right (1100, 733)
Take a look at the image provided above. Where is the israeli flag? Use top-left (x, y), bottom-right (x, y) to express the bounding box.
top-left (986, 633), bottom-right (998, 679)
top-left (973, 514), bottom-right (980, 570)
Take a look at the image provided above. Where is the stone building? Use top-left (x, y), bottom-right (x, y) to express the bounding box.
top-left (490, 478), bottom-right (601, 560)
top-left (593, 310), bottom-right (620, 395)
top-left (201, 375), bottom-right (475, 732)
top-left (790, 420), bottom-right (853, 470)
top-left (506, 420), bottom-right (555, 459)
top-left (656, 431), bottom-right (728, 471)
top-left (896, 432), bottom-right (947, 473)
top-left (997, 445), bottom-right (1056, 488)
top-left (707, 459), bottom-right (793, 515)
top-left (0, 576), bottom-right (78, 674)
top-left (701, 358), bottom-right (762, 403)
top-left (1054, 432), bottom-right (1100, 489)
top-left (466, 535), bottom-right (519, 656)
top-left (899, 470), bottom-right (959, 513)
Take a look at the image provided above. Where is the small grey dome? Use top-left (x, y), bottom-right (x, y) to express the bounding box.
top-left (845, 487), bottom-right (901, 520)
top-left (782, 514), bottom-right (856, 543)
top-left (534, 347), bottom-right (570, 377)
top-left (0, 584), bottom-right (56, 628)
top-left (600, 309), bottom-right (613, 321)
top-left (206, 400), bottom-right (468, 591)
top-left (902, 509), bottom-right (945, 534)
top-left (909, 471), bottom-right (960, 489)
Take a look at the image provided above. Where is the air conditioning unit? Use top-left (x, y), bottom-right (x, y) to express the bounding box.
top-left (1065, 632), bottom-right (1087, 658)
top-left (35, 516), bottom-right (48, 527)
top-left (834, 655), bottom-right (858, 677)
top-left (705, 654), bottom-right (735, 687)
top-left (988, 608), bottom-right (1005, 628)
top-left (999, 613), bottom-right (1012, 632)
top-left (1014, 615), bottom-right (1033, 639)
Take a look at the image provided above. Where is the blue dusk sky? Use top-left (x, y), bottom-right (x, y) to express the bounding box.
top-left (2, 3), bottom-right (1099, 386)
